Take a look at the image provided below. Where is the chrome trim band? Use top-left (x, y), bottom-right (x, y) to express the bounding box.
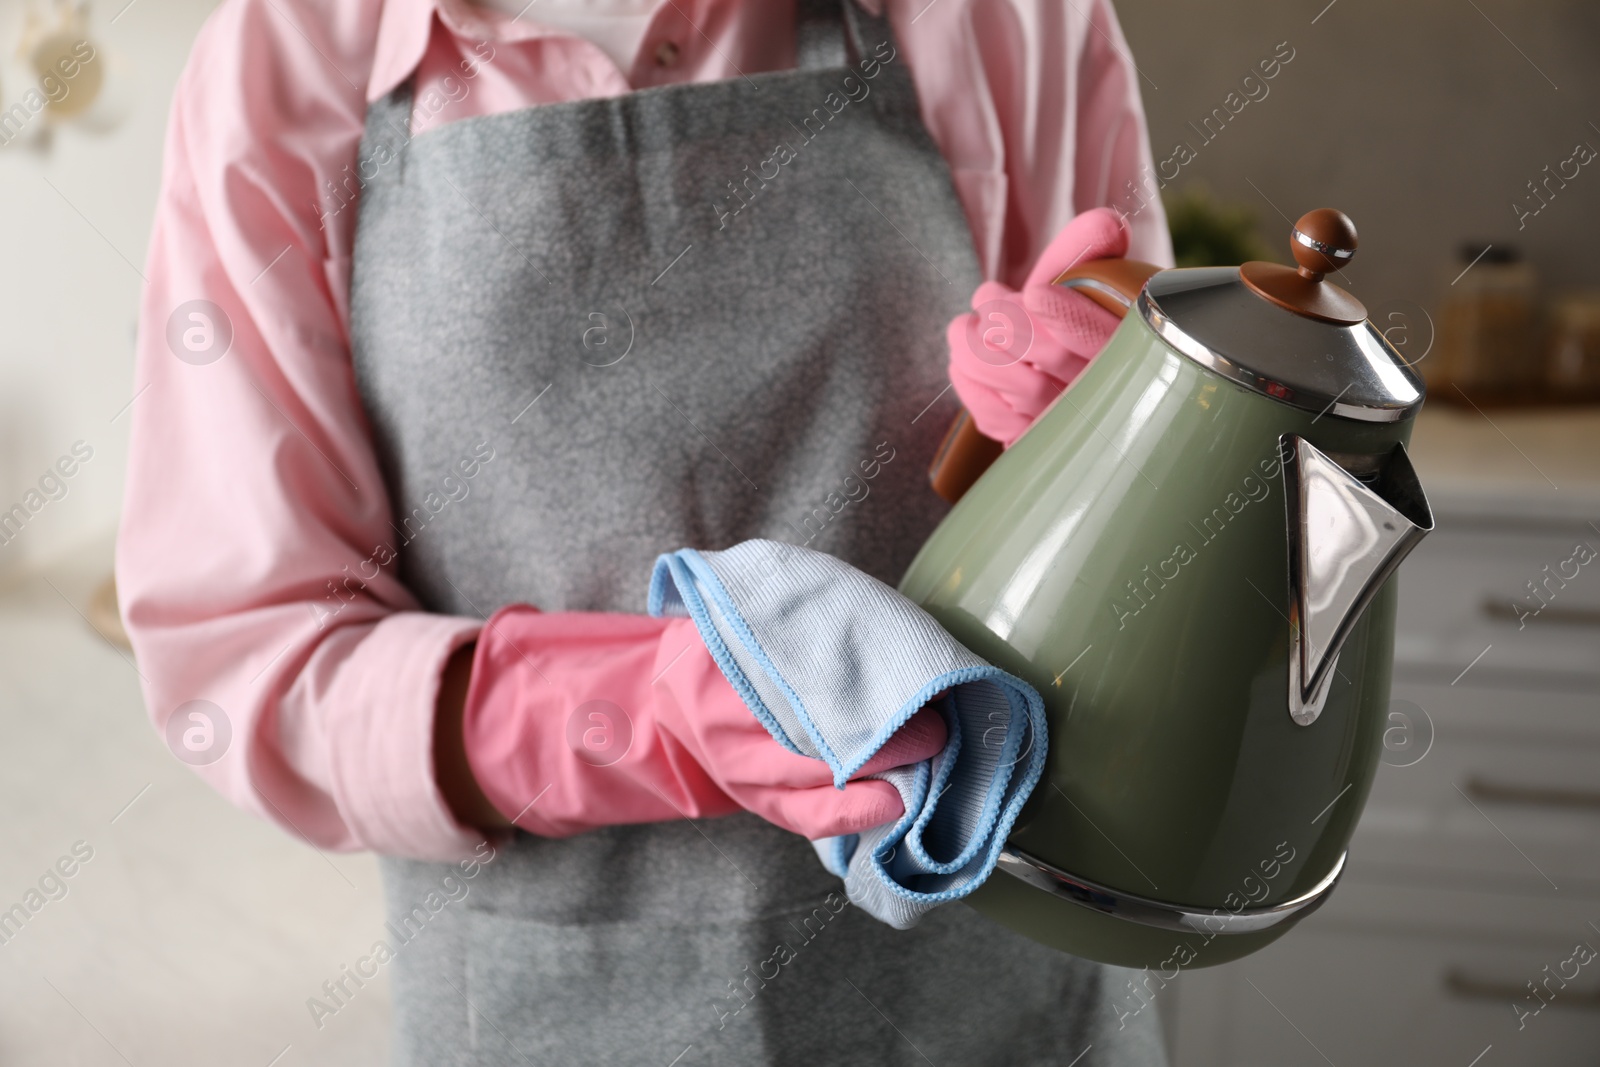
top-left (996, 845), bottom-right (1347, 935)
top-left (1136, 288), bottom-right (1420, 424)
top-left (1293, 228), bottom-right (1355, 259)
top-left (1059, 276), bottom-right (1136, 310)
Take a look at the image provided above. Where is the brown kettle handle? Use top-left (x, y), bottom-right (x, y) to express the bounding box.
top-left (927, 258), bottom-right (1162, 504)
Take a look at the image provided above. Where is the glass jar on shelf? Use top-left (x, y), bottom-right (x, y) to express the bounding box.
top-left (1544, 292), bottom-right (1600, 396)
top-left (1429, 244), bottom-right (1541, 398)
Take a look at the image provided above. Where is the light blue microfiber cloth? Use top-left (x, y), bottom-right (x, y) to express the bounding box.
top-left (647, 538), bottom-right (1048, 930)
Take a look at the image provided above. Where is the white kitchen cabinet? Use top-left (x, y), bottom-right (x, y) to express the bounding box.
top-left (1168, 408), bottom-right (1600, 1067)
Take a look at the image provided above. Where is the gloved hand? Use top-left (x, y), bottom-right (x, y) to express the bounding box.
top-left (946, 207), bottom-right (1130, 447)
top-left (462, 607), bottom-right (947, 840)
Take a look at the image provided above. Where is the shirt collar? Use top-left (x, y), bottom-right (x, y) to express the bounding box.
top-left (367, 0), bottom-right (887, 104)
top-left (369, 0), bottom-right (551, 103)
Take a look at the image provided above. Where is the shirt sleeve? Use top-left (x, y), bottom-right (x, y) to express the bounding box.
top-left (1070, 0), bottom-right (1173, 268)
top-left (116, 0), bottom-right (485, 862)
top-left (895, 0), bottom-right (1174, 286)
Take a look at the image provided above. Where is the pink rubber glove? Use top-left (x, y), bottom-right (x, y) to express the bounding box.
top-left (462, 607), bottom-right (947, 840)
top-left (947, 207), bottom-right (1131, 447)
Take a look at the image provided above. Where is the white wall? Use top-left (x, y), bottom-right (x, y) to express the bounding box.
top-left (0, 0), bottom-right (219, 578)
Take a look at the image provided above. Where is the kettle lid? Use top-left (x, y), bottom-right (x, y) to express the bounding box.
top-left (1139, 209), bottom-right (1424, 423)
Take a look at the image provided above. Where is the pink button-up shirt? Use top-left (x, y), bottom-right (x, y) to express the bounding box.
top-left (118, 0), bottom-right (1171, 862)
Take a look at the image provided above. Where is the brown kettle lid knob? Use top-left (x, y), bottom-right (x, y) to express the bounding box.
top-left (1290, 208), bottom-right (1358, 278)
top-left (1241, 208), bottom-right (1366, 325)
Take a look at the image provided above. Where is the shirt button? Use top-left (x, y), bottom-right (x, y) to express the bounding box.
top-left (654, 40), bottom-right (681, 68)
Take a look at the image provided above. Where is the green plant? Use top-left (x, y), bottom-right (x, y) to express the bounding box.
top-left (1164, 186), bottom-right (1276, 267)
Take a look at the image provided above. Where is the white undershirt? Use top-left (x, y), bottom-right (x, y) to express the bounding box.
top-left (468, 0), bottom-right (663, 70)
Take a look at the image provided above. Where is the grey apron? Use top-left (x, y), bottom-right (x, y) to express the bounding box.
top-left (347, 3), bottom-right (1168, 1064)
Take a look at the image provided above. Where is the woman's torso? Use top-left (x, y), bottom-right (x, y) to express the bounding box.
top-left (346, 4), bottom-right (1167, 1062)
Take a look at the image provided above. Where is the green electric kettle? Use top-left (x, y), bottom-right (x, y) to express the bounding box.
top-left (903, 209), bottom-right (1434, 970)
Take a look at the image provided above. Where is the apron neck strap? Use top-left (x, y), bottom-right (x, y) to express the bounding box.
top-left (797, 0), bottom-right (895, 72)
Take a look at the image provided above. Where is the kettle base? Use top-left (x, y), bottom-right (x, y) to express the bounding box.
top-left (962, 873), bottom-right (1299, 971)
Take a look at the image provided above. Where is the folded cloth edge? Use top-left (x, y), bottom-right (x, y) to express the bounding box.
top-left (865, 680), bottom-right (1048, 901)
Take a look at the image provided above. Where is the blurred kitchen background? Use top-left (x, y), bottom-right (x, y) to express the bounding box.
top-left (1, 0), bottom-right (1597, 1064)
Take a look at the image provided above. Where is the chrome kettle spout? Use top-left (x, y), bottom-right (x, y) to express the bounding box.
top-left (1283, 435), bottom-right (1434, 725)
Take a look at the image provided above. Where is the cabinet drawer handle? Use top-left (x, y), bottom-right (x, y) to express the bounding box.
top-left (1481, 598), bottom-right (1600, 627)
top-left (1463, 774), bottom-right (1600, 811)
top-left (1445, 969), bottom-right (1600, 1008)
